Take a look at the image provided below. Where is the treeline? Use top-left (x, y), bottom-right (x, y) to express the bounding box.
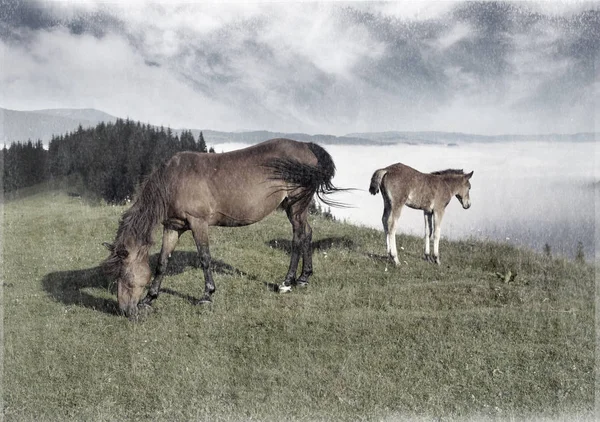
top-left (2, 140), bottom-right (48, 193)
top-left (2, 118), bottom-right (213, 203)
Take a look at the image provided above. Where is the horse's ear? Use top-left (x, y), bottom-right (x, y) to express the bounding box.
top-left (466, 171), bottom-right (474, 179)
top-left (102, 242), bottom-right (114, 251)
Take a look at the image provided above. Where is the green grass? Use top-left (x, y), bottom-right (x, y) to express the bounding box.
top-left (2, 191), bottom-right (596, 421)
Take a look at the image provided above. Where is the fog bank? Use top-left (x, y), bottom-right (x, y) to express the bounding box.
top-left (213, 141), bottom-right (597, 260)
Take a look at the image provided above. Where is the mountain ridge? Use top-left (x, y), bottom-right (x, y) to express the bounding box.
top-left (1, 107), bottom-right (596, 145)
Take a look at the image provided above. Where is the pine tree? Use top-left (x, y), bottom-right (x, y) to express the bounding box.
top-left (197, 131), bottom-right (207, 152)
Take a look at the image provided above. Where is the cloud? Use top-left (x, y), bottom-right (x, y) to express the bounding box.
top-left (0, 0), bottom-right (598, 135)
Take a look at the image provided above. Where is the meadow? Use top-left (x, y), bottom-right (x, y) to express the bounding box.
top-left (2, 190), bottom-right (596, 421)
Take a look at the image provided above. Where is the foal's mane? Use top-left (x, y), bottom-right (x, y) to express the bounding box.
top-left (430, 169), bottom-right (465, 176)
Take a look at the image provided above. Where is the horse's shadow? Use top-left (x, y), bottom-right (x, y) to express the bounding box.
top-left (267, 236), bottom-right (356, 254)
top-left (269, 236), bottom-right (397, 264)
top-left (41, 251), bottom-right (260, 316)
top-left (43, 236), bottom-right (359, 315)
top-left (41, 265), bottom-right (119, 315)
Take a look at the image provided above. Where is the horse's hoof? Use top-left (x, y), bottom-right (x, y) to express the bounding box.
top-left (295, 280), bottom-right (309, 288)
top-left (135, 303), bottom-right (153, 319)
top-left (139, 296), bottom-right (155, 307)
top-left (137, 302), bottom-right (153, 311)
top-left (127, 309), bottom-right (149, 323)
top-left (193, 295), bottom-right (212, 305)
top-left (278, 284), bottom-right (292, 293)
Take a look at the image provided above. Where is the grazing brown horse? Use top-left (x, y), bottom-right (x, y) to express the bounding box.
top-left (104, 138), bottom-right (341, 318)
top-left (369, 163), bottom-right (473, 265)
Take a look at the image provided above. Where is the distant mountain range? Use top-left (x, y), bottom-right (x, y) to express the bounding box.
top-left (1, 107), bottom-right (596, 146)
top-left (0, 108), bottom-right (118, 143)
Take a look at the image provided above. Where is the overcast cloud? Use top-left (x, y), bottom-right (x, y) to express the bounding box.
top-left (0, 0), bottom-right (598, 135)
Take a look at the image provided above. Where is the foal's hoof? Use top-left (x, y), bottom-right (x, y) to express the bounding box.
top-left (295, 280), bottom-right (309, 289)
top-left (423, 254), bottom-right (441, 265)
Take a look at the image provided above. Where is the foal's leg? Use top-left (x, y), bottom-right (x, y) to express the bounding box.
top-left (140, 227), bottom-right (183, 307)
top-left (423, 211), bottom-right (433, 262)
top-left (280, 201), bottom-right (311, 292)
top-left (189, 218), bottom-right (216, 304)
top-left (431, 209), bottom-right (444, 265)
top-left (381, 196), bottom-right (392, 256)
top-left (386, 203), bottom-right (404, 266)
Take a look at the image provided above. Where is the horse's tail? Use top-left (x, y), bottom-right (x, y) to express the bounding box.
top-left (265, 142), bottom-right (345, 208)
top-left (369, 169), bottom-right (387, 195)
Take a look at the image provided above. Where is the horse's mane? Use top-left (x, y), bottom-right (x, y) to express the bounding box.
top-left (430, 169), bottom-right (465, 176)
top-left (103, 162), bottom-right (170, 278)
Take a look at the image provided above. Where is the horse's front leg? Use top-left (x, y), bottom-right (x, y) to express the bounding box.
top-left (189, 218), bottom-right (215, 304)
top-left (140, 227), bottom-right (182, 307)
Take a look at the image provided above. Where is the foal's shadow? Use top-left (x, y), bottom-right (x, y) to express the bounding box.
top-left (41, 251), bottom-right (260, 315)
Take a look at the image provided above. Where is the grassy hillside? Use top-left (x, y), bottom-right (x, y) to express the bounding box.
top-left (2, 191), bottom-right (595, 421)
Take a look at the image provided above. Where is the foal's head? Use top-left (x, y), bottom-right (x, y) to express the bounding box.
top-left (455, 171), bottom-right (474, 209)
top-left (103, 240), bottom-right (151, 318)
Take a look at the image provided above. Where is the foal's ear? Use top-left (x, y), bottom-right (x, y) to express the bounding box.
top-left (466, 171), bottom-right (474, 179)
top-left (102, 242), bottom-right (114, 251)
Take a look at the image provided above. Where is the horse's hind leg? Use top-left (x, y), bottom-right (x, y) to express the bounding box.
top-left (296, 208), bottom-right (313, 287)
top-left (140, 227), bottom-right (183, 307)
top-left (189, 218), bottom-right (215, 304)
top-left (281, 201), bottom-right (311, 292)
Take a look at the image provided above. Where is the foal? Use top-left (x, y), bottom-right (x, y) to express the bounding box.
top-left (369, 163), bottom-right (473, 265)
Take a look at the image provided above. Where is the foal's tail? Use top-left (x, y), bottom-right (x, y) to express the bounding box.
top-left (265, 142), bottom-right (346, 208)
top-left (369, 169), bottom-right (388, 195)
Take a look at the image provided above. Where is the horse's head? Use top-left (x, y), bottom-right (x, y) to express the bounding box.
top-left (455, 171), bottom-right (473, 209)
top-left (103, 241), bottom-right (151, 318)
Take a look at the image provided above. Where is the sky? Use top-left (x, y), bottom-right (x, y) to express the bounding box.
top-left (0, 0), bottom-right (598, 135)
